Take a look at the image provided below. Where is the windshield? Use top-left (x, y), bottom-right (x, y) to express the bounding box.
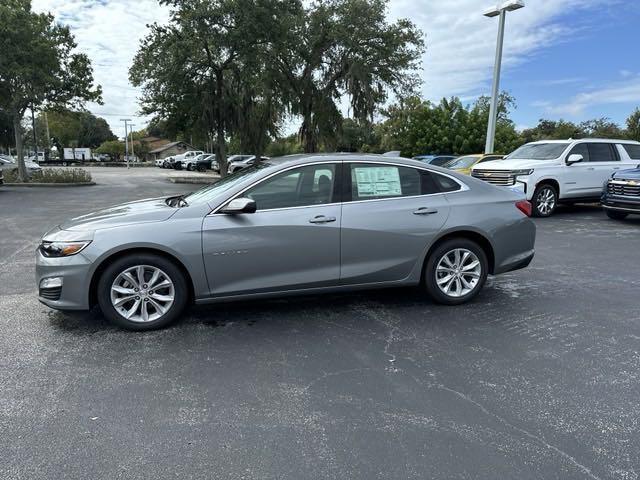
top-left (183, 162), bottom-right (273, 205)
top-left (507, 143), bottom-right (570, 160)
top-left (445, 155), bottom-right (480, 169)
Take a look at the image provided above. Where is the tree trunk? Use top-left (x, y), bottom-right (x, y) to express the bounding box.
top-left (13, 112), bottom-right (29, 182)
top-left (215, 71), bottom-right (228, 177)
top-left (301, 112), bottom-right (317, 153)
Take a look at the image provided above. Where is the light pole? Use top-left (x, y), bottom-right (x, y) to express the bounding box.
top-left (483, 0), bottom-right (524, 154)
top-left (120, 119), bottom-right (131, 168)
top-left (129, 123), bottom-right (136, 163)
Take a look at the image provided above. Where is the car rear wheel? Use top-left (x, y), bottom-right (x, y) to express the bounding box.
top-left (605, 210), bottom-right (628, 220)
top-left (425, 239), bottom-right (488, 305)
top-left (532, 184), bottom-right (558, 217)
top-left (97, 254), bottom-right (188, 331)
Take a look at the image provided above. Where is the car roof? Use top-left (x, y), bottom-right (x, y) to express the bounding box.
top-left (528, 138), bottom-right (640, 145)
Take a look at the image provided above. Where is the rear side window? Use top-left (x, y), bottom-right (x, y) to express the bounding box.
top-left (350, 164), bottom-right (420, 200)
top-left (622, 144), bottom-right (640, 160)
top-left (431, 172), bottom-right (461, 192)
top-left (587, 143), bottom-right (618, 162)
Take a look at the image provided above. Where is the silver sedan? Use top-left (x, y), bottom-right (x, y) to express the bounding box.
top-left (36, 154), bottom-right (536, 330)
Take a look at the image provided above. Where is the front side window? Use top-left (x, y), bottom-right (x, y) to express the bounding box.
top-left (350, 164), bottom-right (420, 201)
top-left (587, 143), bottom-right (617, 162)
top-left (507, 143), bottom-right (570, 160)
top-left (244, 164), bottom-right (336, 210)
top-left (567, 144), bottom-right (590, 162)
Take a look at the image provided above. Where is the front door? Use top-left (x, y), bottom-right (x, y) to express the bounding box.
top-left (201, 162), bottom-right (342, 297)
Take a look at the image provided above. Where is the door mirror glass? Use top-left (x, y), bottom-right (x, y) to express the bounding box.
top-left (220, 197), bottom-right (257, 214)
top-left (566, 154), bottom-right (584, 165)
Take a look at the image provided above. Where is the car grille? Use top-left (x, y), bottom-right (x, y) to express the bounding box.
top-left (607, 180), bottom-right (640, 197)
top-left (39, 286), bottom-right (62, 301)
top-left (471, 170), bottom-right (516, 186)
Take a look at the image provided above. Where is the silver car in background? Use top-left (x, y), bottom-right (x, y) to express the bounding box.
top-left (36, 154), bottom-right (536, 330)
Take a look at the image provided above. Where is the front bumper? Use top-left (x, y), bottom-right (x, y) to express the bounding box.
top-left (601, 194), bottom-right (640, 214)
top-left (35, 247), bottom-right (93, 310)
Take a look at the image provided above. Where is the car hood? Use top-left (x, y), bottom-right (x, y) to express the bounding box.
top-left (613, 168), bottom-right (640, 180)
top-left (60, 197), bottom-right (178, 232)
top-left (473, 159), bottom-right (547, 171)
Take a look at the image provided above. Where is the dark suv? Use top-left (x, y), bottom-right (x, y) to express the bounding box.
top-left (601, 166), bottom-right (640, 219)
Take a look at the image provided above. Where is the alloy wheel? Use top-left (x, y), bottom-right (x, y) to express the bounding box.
top-left (435, 248), bottom-right (482, 298)
top-left (536, 187), bottom-right (556, 216)
top-left (110, 265), bottom-right (175, 322)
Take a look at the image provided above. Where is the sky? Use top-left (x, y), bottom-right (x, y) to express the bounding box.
top-left (31, 0), bottom-right (640, 139)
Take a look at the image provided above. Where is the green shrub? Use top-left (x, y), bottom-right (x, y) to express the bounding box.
top-left (5, 167), bottom-right (92, 183)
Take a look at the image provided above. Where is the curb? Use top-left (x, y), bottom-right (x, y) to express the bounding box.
top-left (4, 182), bottom-right (96, 187)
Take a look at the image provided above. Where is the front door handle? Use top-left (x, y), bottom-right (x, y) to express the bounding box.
top-left (309, 215), bottom-right (336, 224)
top-left (587, 167), bottom-right (595, 171)
top-left (413, 207), bottom-right (438, 215)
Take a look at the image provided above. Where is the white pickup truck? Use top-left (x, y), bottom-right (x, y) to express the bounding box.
top-left (173, 150), bottom-right (204, 169)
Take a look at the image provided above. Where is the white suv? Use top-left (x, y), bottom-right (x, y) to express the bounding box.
top-left (471, 139), bottom-right (640, 217)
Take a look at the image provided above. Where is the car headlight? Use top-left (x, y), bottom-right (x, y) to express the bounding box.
top-left (40, 241), bottom-right (91, 257)
top-left (511, 169), bottom-right (534, 176)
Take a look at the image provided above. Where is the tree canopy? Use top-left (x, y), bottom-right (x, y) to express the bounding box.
top-left (0, 0), bottom-right (102, 180)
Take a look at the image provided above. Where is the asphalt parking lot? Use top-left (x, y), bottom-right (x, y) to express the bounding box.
top-left (1, 167), bottom-right (639, 479)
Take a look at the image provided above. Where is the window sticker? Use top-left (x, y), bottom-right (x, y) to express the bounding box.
top-left (353, 166), bottom-right (401, 198)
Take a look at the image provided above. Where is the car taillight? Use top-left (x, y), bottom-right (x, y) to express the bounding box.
top-left (515, 200), bottom-right (532, 217)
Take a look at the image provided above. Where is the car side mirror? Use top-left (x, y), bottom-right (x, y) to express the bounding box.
top-left (566, 154), bottom-right (584, 165)
top-left (220, 197), bottom-right (256, 214)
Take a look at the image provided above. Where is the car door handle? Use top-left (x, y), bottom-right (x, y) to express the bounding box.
top-left (309, 215), bottom-right (336, 224)
top-left (413, 207), bottom-right (438, 215)
top-left (587, 167), bottom-right (595, 170)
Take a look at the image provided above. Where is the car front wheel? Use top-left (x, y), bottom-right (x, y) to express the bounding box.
top-left (97, 254), bottom-right (188, 330)
top-left (605, 210), bottom-right (628, 220)
top-left (532, 184), bottom-right (558, 217)
top-left (425, 239), bottom-right (488, 305)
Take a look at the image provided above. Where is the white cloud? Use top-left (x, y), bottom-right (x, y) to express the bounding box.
top-left (31, 0), bottom-right (622, 137)
top-left (387, 0), bottom-right (617, 102)
top-left (32, 0), bottom-right (170, 138)
top-left (546, 78), bottom-right (640, 116)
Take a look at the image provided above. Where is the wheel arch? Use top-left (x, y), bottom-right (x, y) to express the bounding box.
top-left (420, 229), bottom-right (496, 280)
top-left (88, 247), bottom-right (195, 308)
top-left (535, 177), bottom-right (560, 197)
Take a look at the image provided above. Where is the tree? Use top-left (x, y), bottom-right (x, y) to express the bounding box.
top-left (520, 119), bottom-right (584, 143)
top-left (0, 0), bottom-right (102, 181)
top-left (96, 140), bottom-right (125, 160)
top-left (0, 108), bottom-right (14, 153)
top-left (580, 117), bottom-right (622, 139)
top-left (131, 0), bottom-right (297, 176)
top-left (625, 108), bottom-right (640, 141)
top-left (272, 0), bottom-right (424, 152)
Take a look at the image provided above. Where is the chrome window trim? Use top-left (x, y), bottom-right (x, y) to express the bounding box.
top-left (208, 159), bottom-right (469, 216)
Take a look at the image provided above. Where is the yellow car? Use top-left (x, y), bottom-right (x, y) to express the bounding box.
top-left (443, 154), bottom-right (504, 175)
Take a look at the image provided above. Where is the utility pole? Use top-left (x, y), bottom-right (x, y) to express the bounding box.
top-left (120, 118), bottom-right (131, 169)
top-left (44, 111), bottom-right (51, 154)
top-left (483, 0), bottom-right (524, 154)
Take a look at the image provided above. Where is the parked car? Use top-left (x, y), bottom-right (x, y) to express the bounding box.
top-left (601, 165), bottom-right (640, 220)
top-left (162, 156), bottom-right (176, 169)
top-left (444, 154), bottom-right (504, 175)
top-left (0, 155), bottom-right (43, 175)
top-left (180, 153), bottom-right (214, 171)
top-left (36, 153), bottom-right (535, 331)
top-left (471, 139), bottom-right (640, 217)
top-left (228, 155), bottom-right (269, 173)
top-left (155, 158), bottom-right (165, 167)
top-left (413, 155), bottom-right (458, 167)
top-left (194, 154), bottom-right (216, 171)
top-left (173, 150), bottom-right (204, 166)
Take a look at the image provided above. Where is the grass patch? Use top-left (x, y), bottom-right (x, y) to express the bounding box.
top-left (5, 168), bottom-right (92, 183)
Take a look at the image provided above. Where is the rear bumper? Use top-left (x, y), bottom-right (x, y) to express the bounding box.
top-left (494, 249), bottom-right (535, 275)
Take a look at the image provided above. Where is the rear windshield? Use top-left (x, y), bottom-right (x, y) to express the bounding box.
top-left (507, 143), bottom-right (570, 160)
top-left (622, 144), bottom-right (640, 160)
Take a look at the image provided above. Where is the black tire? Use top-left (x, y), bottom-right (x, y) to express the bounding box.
top-left (424, 238), bottom-right (489, 305)
top-left (532, 183), bottom-right (558, 217)
top-left (96, 253), bottom-right (189, 331)
top-left (186, 164), bottom-right (193, 171)
top-left (605, 210), bottom-right (628, 220)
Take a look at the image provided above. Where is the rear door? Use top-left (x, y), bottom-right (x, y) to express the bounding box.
top-left (340, 162), bottom-right (451, 285)
top-left (587, 143), bottom-right (623, 196)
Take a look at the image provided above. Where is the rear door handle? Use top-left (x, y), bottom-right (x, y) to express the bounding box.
top-left (413, 207), bottom-right (438, 215)
top-left (587, 167), bottom-right (595, 170)
top-left (309, 215), bottom-right (336, 224)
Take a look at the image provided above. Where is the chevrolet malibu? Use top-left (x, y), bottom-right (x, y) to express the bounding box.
top-left (36, 154), bottom-right (536, 330)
